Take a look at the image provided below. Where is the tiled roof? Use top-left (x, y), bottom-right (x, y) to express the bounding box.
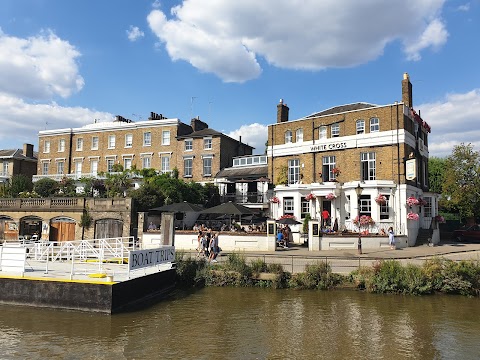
top-left (177, 128), bottom-right (254, 149)
top-left (304, 102), bottom-right (377, 118)
top-left (0, 149), bottom-right (37, 160)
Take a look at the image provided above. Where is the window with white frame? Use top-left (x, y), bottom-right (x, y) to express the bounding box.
top-left (125, 134), bottom-right (133, 148)
top-left (301, 198), bottom-right (310, 218)
top-left (58, 139), bottom-right (65, 152)
top-left (44, 141), bottom-right (50, 153)
top-left (380, 195), bottom-right (390, 220)
top-left (331, 123), bottom-right (340, 137)
top-left (424, 197), bottom-right (432, 217)
top-left (124, 158), bottom-right (132, 170)
top-left (76, 138), bottom-right (83, 151)
top-left (285, 130), bottom-right (292, 143)
top-left (203, 137), bottom-right (212, 150)
top-left (356, 120), bottom-right (365, 134)
top-left (359, 195), bottom-right (372, 217)
top-left (322, 156), bottom-right (336, 182)
top-left (370, 117), bottom-right (379, 132)
top-left (283, 197), bottom-right (294, 216)
top-left (91, 136), bottom-right (99, 150)
top-left (108, 135), bottom-right (116, 149)
top-left (161, 156), bottom-right (170, 173)
top-left (142, 156), bottom-right (151, 169)
top-left (106, 159), bottom-right (115, 173)
top-left (162, 130), bottom-right (170, 145)
top-left (203, 157), bottom-right (212, 176)
top-left (184, 139), bottom-right (193, 151)
top-left (361, 152), bottom-right (376, 180)
top-left (319, 126), bottom-right (327, 139)
top-left (91, 160), bottom-right (98, 175)
top-left (57, 161), bottom-right (64, 175)
top-left (296, 128), bottom-right (303, 142)
top-left (184, 157), bottom-right (193, 177)
top-left (2, 161), bottom-right (8, 175)
top-left (42, 162), bottom-right (49, 175)
top-left (143, 132), bottom-right (151, 146)
top-left (75, 161), bottom-right (82, 176)
top-left (288, 158), bottom-right (300, 184)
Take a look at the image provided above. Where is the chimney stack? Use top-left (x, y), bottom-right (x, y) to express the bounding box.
top-left (277, 99), bottom-right (289, 123)
top-left (402, 73), bottom-right (413, 108)
top-left (23, 143), bottom-right (33, 158)
top-left (190, 117), bottom-right (208, 132)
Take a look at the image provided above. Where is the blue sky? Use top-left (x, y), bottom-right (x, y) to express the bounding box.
top-left (0, 0), bottom-right (479, 157)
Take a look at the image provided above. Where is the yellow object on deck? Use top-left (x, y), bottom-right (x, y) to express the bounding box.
top-left (88, 273), bottom-right (107, 278)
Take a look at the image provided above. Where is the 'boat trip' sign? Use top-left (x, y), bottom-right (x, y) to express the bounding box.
top-left (129, 247), bottom-right (175, 271)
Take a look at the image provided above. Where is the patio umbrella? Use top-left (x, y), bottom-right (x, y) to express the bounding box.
top-left (200, 201), bottom-right (254, 228)
top-left (276, 217), bottom-right (302, 225)
top-left (149, 201), bottom-right (204, 230)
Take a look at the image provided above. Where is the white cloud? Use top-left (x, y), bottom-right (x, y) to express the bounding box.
top-left (404, 19), bottom-right (448, 61)
top-left (227, 123), bottom-right (268, 154)
top-left (457, 3), bottom-right (470, 12)
top-left (0, 28), bottom-right (84, 100)
top-left (147, 0), bottom-right (448, 82)
top-left (419, 89), bottom-right (480, 157)
top-left (126, 26), bottom-right (145, 42)
top-left (0, 92), bottom-right (113, 147)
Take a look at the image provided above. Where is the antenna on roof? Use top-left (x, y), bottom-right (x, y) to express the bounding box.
top-left (45, 121), bottom-right (49, 130)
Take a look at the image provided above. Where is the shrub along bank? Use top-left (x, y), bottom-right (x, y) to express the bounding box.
top-left (175, 252), bottom-right (480, 297)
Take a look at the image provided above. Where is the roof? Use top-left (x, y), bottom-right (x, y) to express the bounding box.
top-left (177, 127), bottom-right (254, 150)
top-left (215, 165), bottom-right (268, 179)
top-left (303, 102), bottom-right (378, 119)
top-left (0, 148), bottom-right (37, 161)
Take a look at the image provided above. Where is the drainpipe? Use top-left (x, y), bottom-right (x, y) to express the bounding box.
top-left (396, 104), bottom-right (402, 234)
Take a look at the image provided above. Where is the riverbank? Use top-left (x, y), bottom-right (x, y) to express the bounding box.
top-left (175, 246), bottom-right (480, 297)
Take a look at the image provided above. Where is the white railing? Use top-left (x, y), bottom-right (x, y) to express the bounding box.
top-left (33, 237), bottom-right (135, 262)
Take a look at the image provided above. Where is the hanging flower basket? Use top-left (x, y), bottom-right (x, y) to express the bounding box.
top-left (434, 215), bottom-right (445, 223)
top-left (270, 196), bottom-right (280, 204)
top-left (325, 193), bottom-right (336, 200)
top-left (406, 196), bottom-right (419, 207)
top-left (305, 193), bottom-right (316, 201)
top-left (407, 212), bottom-right (419, 220)
top-left (279, 214), bottom-right (296, 220)
top-left (417, 197), bottom-right (427, 206)
top-left (353, 215), bottom-right (375, 226)
top-left (375, 194), bottom-right (387, 205)
top-left (332, 168), bottom-right (341, 176)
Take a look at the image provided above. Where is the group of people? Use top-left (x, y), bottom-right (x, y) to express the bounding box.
top-left (197, 228), bottom-right (220, 262)
top-left (276, 225), bottom-right (291, 249)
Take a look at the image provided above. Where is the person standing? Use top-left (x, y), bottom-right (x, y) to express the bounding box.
top-left (388, 227), bottom-right (396, 249)
top-left (322, 209), bottom-right (330, 228)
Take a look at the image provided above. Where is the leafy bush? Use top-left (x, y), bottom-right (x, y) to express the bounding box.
top-left (250, 258), bottom-right (268, 274)
top-left (34, 178), bottom-right (58, 197)
top-left (174, 252), bottom-right (208, 287)
top-left (289, 261), bottom-right (343, 290)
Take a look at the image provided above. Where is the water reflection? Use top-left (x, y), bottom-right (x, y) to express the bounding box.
top-left (0, 289), bottom-right (479, 359)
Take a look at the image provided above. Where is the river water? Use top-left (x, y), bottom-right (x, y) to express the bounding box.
top-left (0, 288), bottom-right (479, 359)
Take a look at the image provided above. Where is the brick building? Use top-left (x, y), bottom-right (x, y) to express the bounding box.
top-left (268, 73), bottom-right (438, 244)
top-left (35, 113), bottom-right (252, 184)
top-left (0, 143), bottom-right (37, 184)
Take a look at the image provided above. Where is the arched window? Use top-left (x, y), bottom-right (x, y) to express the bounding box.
top-left (285, 130), bottom-right (293, 143)
top-left (356, 120), bottom-right (365, 134)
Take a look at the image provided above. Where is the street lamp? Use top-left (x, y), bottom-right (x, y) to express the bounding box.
top-left (355, 183), bottom-right (362, 255)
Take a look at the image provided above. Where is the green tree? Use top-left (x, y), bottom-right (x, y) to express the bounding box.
top-left (58, 176), bottom-right (77, 197)
top-left (33, 178), bottom-right (58, 197)
top-left (443, 143), bottom-right (480, 221)
top-left (5, 174), bottom-right (33, 197)
top-left (428, 157), bottom-right (447, 194)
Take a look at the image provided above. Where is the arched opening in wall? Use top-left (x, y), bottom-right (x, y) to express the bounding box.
top-left (95, 218), bottom-right (123, 239)
top-left (0, 215), bottom-right (16, 241)
top-left (50, 216), bottom-right (76, 242)
top-left (20, 216), bottom-right (43, 240)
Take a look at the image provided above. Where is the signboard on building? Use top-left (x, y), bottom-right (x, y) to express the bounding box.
top-left (309, 139), bottom-right (356, 153)
top-left (129, 246), bottom-right (175, 271)
top-left (405, 159), bottom-right (416, 180)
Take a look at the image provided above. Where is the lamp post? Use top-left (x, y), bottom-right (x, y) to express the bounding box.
top-left (355, 183), bottom-right (362, 255)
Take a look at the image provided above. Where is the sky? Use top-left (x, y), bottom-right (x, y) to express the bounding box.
top-left (0, 0), bottom-right (479, 158)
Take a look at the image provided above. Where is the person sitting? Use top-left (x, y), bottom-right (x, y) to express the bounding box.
top-left (148, 222), bottom-right (156, 231)
top-left (276, 230), bottom-right (285, 248)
